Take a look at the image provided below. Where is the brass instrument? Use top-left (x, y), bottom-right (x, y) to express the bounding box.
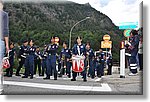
top-left (35, 52), bottom-right (42, 60)
top-left (62, 54), bottom-right (66, 68)
top-left (86, 52), bottom-right (90, 69)
top-left (59, 54), bottom-right (67, 76)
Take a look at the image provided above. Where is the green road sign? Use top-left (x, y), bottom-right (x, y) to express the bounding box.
top-left (124, 30), bottom-right (131, 37)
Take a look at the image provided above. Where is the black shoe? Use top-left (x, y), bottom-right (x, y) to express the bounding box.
top-left (7, 75), bottom-right (12, 77)
top-left (71, 79), bottom-right (76, 81)
top-left (22, 76), bottom-right (28, 78)
top-left (91, 77), bottom-right (95, 79)
top-left (30, 76), bottom-right (33, 79)
top-left (67, 74), bottom-right (71, 78)
top-left (83, 79), bottom-right (87, 82)
top-left (15, 74), bottom-right (21, 76)
top-left (54, 78), bottom-right (57, 80)
top-left (43, 77), bottom-right (50, 80)
top-left (91, 76), bottom-right (95, 79)
top-left (4, 74), bottom-right (8, 77)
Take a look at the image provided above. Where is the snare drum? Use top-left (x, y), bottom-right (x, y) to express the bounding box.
top-left (72, 55), bottom-right (85, 72)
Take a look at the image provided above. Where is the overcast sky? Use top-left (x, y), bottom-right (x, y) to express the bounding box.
top-left (67, 0), bottom-right (142, 26)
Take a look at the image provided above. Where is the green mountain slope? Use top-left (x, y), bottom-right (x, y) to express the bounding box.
top-left (4, 2), bottom-right (124, 61)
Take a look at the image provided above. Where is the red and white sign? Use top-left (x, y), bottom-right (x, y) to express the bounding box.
top-left (103, 34), bottom-right (111, 41)
top-left (72, 55), bottom-right (85, 72)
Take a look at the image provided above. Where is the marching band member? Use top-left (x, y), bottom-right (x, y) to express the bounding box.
top-left (41, 45), bottom-right (48, 76)
top-left (5, 42), bottom-right (15, 77)
top-left (59, 41), bottom-right (72, 78)
top-left (96, 49), bottom-right (105, 78)
top-left (22, 40), bottom-right (36, 79)
top-left (43, 36), bottom-right (58, 80)
top-left (71, 36), bottom-right (87, 82)
top-left (85, 42), bottom-right (95, 79)
top-left (107, 53), bottom-right (113, 75)
top-left (57, 55), bottom-right (62, 74)
top-left (16, 40), bottom-right (28, 76)
top-left (34, 47), bottom-right (42, 76)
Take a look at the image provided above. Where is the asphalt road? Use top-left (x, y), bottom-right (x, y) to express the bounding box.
top-left (2, 68), bottom-right (143, 95)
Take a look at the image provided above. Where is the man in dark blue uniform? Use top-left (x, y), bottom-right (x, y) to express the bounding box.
top-left (34, 47), bottom-right (42, 76)
top-left (16, 40), bottom-right (28, 76)
top-left (96, 49), bottom-right (105, 78)
top-left (5, 42), bottom-right (15, 77)
top-left (71, 36), bottom-right (87, 82)
top-left (86, 42), bottom-right (95, 79)
top-left (59, 42), bottom-right (72, 78)
top-left (127, 30), bottom-right (139, 76)
top-left (43, 36), bottom-right (58, 80)
top-left (22, 40), bottom-right (36, 79)
top-left (41, 45), bottom-right (47, 76)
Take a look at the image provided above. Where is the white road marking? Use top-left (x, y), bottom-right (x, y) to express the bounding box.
top-left (62, 78), bottom-right (72, 80)
top-left (4, 81), bottom-right (112, 92)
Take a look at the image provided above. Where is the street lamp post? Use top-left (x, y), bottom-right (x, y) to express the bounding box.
top-left (69, 17), bottom-right (90, 49)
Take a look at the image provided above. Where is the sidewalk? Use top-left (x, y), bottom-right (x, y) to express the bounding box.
top-left (101, 66), bottom-right (143, 95)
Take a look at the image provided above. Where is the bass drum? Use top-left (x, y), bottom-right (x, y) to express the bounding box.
top-left (2, 57), bottom-right (10, 69)
top-left (72, 55), bottom-right (85, 72)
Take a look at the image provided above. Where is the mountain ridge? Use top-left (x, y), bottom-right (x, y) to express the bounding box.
top-left (4, 1), bottom-right (123, 61)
